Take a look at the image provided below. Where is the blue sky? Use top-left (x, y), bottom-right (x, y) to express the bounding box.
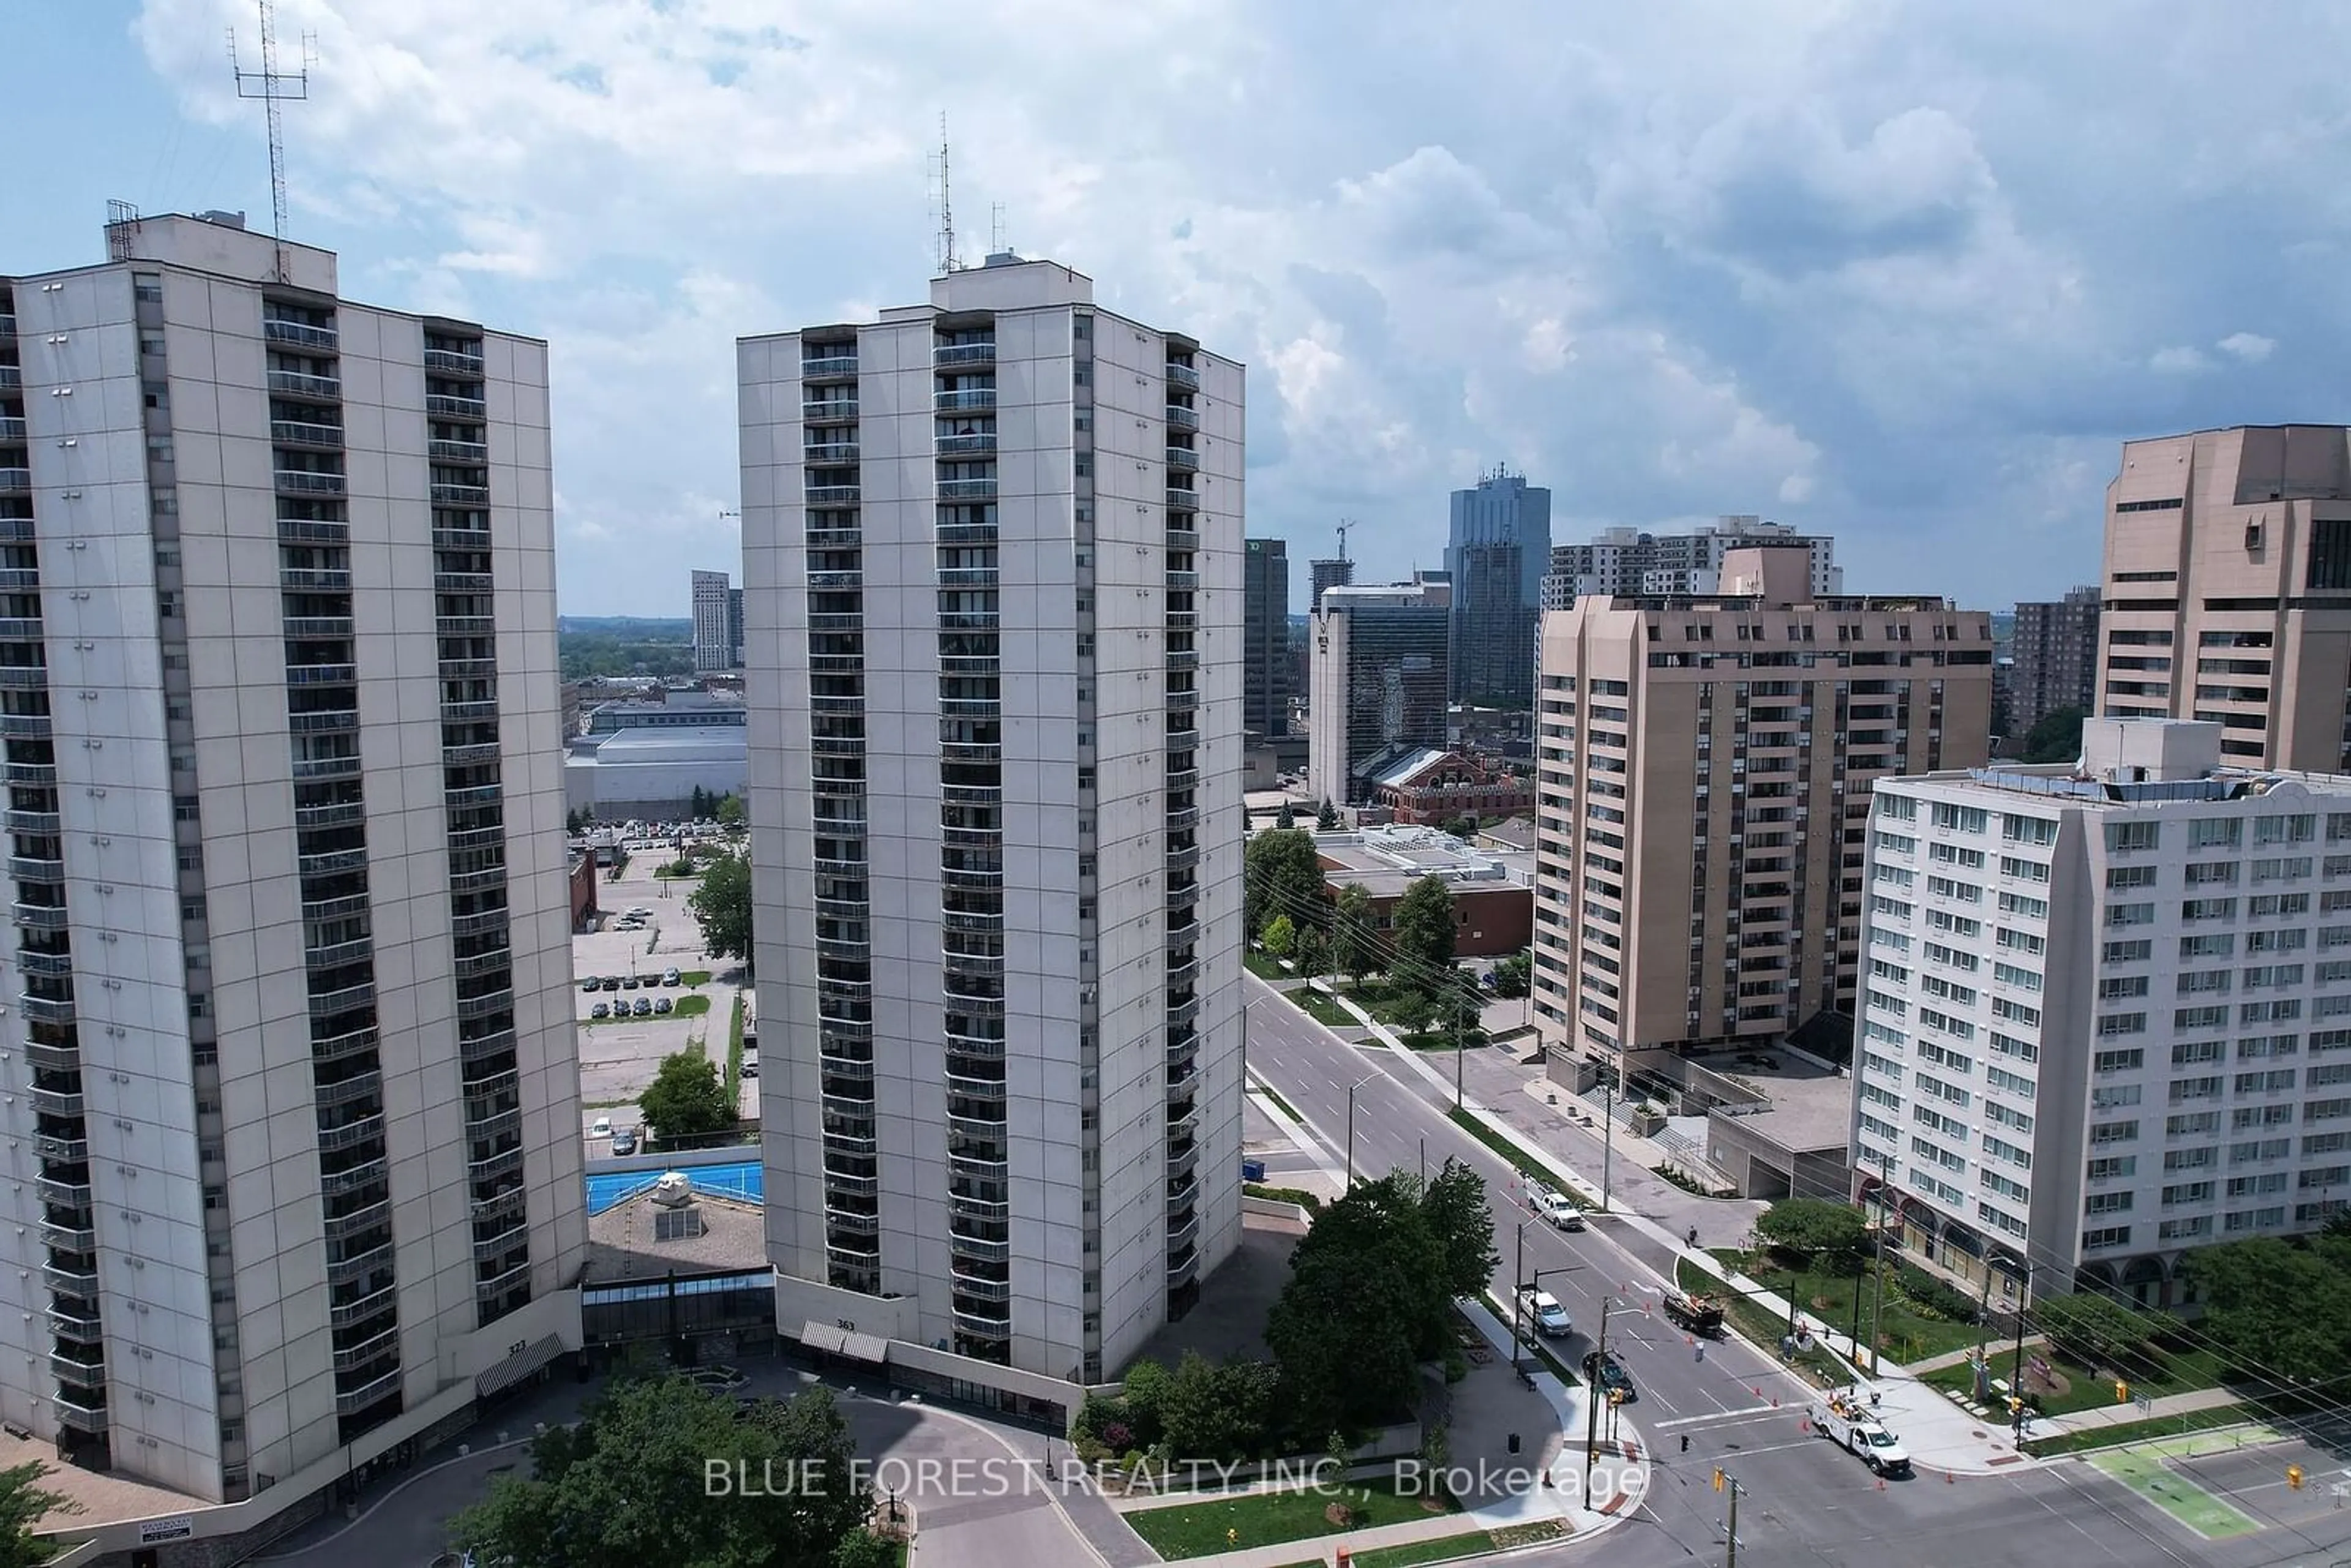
top-left (14, 2), bottom-right (2351, 618)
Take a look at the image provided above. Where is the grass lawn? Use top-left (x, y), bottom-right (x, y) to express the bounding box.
top-left (724, 994), bottom-right (747, 1112)
top-left (1353, 1531), bottom-right (1505, 1568)
top-left (1243, 950), bottom-right (1293, 982)
top-left (1252, 1081), bottom-right (1302, 1120)
top-left (673, 994), bottom-right (713, 1019)
top-left (1125, 1477), bottom-right (1459, 1560)
top-left (678, 969), bottom-right (713, 986)
top-left (1446, 1108), bottom-right (1554, 1190)
top-left (1398, 1030), bottom-right (1485, 1052)
top-left (1676, 1258), bottom-right (1851, 1388)
top-left (2025, 1404), bottom-right (2252, 1457)
top-left (1289, 988), bottom-right (1360, 1030)
top-left (1924, 1341), bottom-right (2230, 1417)
top-left (1688, 1250), bottom-right (1981, 1367)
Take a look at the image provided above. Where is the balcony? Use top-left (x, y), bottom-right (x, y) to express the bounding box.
top-left (269, 419), bottom-right (344, 450)
top-left (1167, 1210), bottom-right (1201, 1252)
top-left (268, 370), bottom-right (342, 399)
top-left (1165, 362), bottom-right (1201, 391)
top-left (1164, 403), bottom-right (1200, 431)
top-left (938, 478), bottom-right (997, 502)
top-left (935, 388), bottom-right (997, 413)
top-left (806, 485), bottom-right (862, 506)
top-left (945, 1027), bottom-right (1007, 1059)
top-left (47, 1304), bottom-right (103, 1345)
top-left (938, 609), bottom-right (1000, 632)
top-left (317, 1114), bottom-right (385, 1155)
top-left (1166, 446), bottom-right (1200, 472)
top-left (20, 992), bottom-right (75, 1026)
top-left (950, 1149), bottom-right (1010, 1185)
top-left (315, 1068), bottom-right (383, 1111)
top-left (29, 1084), bottom-right (84, 1118)
top-left (432, 482), bottom-right (492, 507)
top-left (804, 441), bottom-right (860, 463)
top-left (934, 342), bottom-right (997, 366)
top-left (1165, 842), bottom-right (1201, 874)
top-left (335, 1367), bottom-right (403, 1417)
top-left (1166, 487), bottom-right (1199, 513)
top-left (950, 1267), bottom-right (1013, 1301)
top-left (951, 1229), bottom-right (1011, 1263)
top-left (803, 397), bottom-right (860, 421)
top-left (329, 1284), bottom-right (397, 1330)
top-left (942, 908), bottom-right (1005, 937)
top-left (51, 1391), bottom-right (108, 1433)
top-left (953, 1309), bottom-right (1012, 1341)
top-left (937, 568), bottom-right (998, 591)
top-left (42, 1259), bottom-right (99, 1296)
top-left (0, 713), bottom-right (53, 741)
top-left (801, 353), bottom-right (859, 379)
top-left (282, 615), bottom-right (355, 640)
top-left (424, 347), bottom-right (486, 375)
top-left (15, 902), bottom-right (67, 931)
top-left (936, 431), bottom-right (997, 456)
top-left (34, 1133), bottom-right (88, 1166)
top-left (1166, 991), bottom-right (1202, 1027)
top-left (1166, 767), bottom-right (1199, 793)
top-left (947, 1072), bottom-right (1007, 1106)
top-left (264, 318), bottom-right (340, 351)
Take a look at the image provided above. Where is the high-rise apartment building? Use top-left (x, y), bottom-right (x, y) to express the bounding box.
top-left (1541, 517), bottom-right (1840, 609)
top-left (1446, 468), bottom-right (1550, 707)
top-left (1307, 576), bottom-right (1451, 808)
top-left (2011, 585), bottom-right (2100, 738)
top-left (1309, 557), bottom-right (1352, 610)
top-left (2096, 426), bottom-right (2351, 771)
top-left (739, 254), bottom-right (1245, 1392)
top-left (692, 568), bottom-right (733, 670)
top-left (0, 214), bottom-right (584, 1512)
top-left (1532, 547), bottom-right (1992, 1084)
top-left (729, 584), bottom-right (746, 668)
top-left (1243, 538), bottom-right (1290, 737)
top-left (1852, 718), bottom-right (2351, 1307)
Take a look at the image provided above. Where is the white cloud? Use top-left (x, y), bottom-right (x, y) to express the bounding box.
top-left (120, 0), bottom-right (2351, 612)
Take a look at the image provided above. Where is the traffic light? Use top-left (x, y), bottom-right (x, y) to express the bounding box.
top-left (2289, 1465), bottom-right (2304, 1491)
top-left (2007, 1396), bottom-right (2023, 1417)
top-left (2115, 1381), bottom-right (2129, 1403)
top-left (1713, 1468), bottom-right (1725, 1493)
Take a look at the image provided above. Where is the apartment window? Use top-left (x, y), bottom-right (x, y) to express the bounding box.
top-left (2191, 818), bottom-right (2243, 850)
top-left (2094, 1047), bottom-right (2145, 1072)
top-left (173, 795), bottom-right (200, 823)
top-left (2100, 975), bottom-right (2150, 1000)
top-left (1076, 767), bottom-right (1095, 792)
top-left (2083, 1225), bottom-right (2133, 1250)
top-left (2172, 1040), bottom-right (2224, 1067)
top-left (2102, 939), bottom-right (2151, 964)
top-left (2105, 820), bottom-right (2161, 853)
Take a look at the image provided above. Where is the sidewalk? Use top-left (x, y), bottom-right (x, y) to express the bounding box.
top-left (1341, 1019), bottom-right (2041, 1479)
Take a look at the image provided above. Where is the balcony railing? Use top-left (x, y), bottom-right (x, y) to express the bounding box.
top-left (1166, 446), bottom-right (1200, 471)
top-left (424, 347), bottom-right (486, 375)
top-left (1166, 487), bottom-right (1199, 512)
top-left (934, 342), bottom-right (997, 366)
top-left (801, 353), bottom-right (859, 379)
top-left (935, 389), bottom-right (997, 413)
top-left (427, 394), bottom-right (487, 419)
top-left (264, 318), bottom-right (340, 351)
top-left (937, 479), bottom-right (997, 501)
top-left (268, 370), bottom-right (342, 399)
top-left (276, 470), bottom-right (348, 495)
top-left (806, 485), bottom-right (862, 506)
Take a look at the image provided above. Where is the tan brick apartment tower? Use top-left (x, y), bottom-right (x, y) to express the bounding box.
top-left (1532, 546), bottom-right (1993, 1090)
top-left (2096, 426), bottom-right (2351, 771)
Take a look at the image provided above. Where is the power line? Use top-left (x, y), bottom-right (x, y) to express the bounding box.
top-left (1240, 857), bottom-right (2351, 1418)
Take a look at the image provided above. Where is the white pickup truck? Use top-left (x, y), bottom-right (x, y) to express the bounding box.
top-left (1809, 1395), bottom-right (1913, 1477)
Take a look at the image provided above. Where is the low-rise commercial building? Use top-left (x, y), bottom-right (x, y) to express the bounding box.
top-left (1313, 825), bottom-right (1533, 959)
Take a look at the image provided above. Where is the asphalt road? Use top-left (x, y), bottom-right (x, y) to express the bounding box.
top-left (1242, 973), bottom-right (2351, 1568)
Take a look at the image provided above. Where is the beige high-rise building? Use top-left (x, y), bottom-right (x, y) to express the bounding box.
top-left (1532, 546), bottom-right (1993, 1086)
top-left (2097, 426), bottom-right (2351, 771)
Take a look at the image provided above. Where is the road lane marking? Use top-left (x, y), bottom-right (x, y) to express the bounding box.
top-left (1654, 1406), bottom-right (1784, 1431)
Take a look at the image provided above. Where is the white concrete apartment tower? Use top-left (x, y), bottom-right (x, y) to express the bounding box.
top-left (692, 568), bottom-right (733, 671)
top-left (740, 254), bottom-right (1246, 1390)
top-left (0, 214), bottom-right (585, 1507)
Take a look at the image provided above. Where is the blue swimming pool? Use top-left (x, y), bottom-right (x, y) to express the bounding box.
top-left (586, 1160), bottom-right (765, 1215)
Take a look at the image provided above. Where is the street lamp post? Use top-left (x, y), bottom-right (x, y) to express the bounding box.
top-left (1511, 1219), bottom-right (1529, 1373)
top-left (1599, 1079), bottom-right (1615, 1214)
top-left (1344, 1070), bottom-right (1378, 1188)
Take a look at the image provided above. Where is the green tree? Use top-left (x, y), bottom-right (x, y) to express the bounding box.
top-left (566, 808), bottom-right (591, 835)
top-left (688, 848), bottom-right (754, 962)
top-left (1418, 1158), bottom-right (1499, 1299)
top-left (1261, 913), bottom-right (1297, 961)
top-left (691, 785), bottom-right (711, 820)
top-left (1291, 925), bottom-right (1329, 980)
top-left (1316, 798), bottom-right (1341, 831)
top-left (2184, 1235), bottom-right (2351, 1387)
top-left (2028, 1292), bottom-right (2161, 1372)
top-left (449, 1377), bottom-right (872, 1568)
top-left (1490, 950), bottom-right (1532, 1000)
top-left (639, 1051), bottom-right (733, 1144)
top-left (1267, 1174), bottom-right (1461, 1436)
top-left (1331, 883), bottom-right (1377, 984)
top-left (1442, 814), bottom-right (1479, 839)
top-left (2021, 705), bottom-right (2085, 764)
top-left (718, 792), bottom-right (748, 830)
top-left (1390, 876), bottom-right (1458, 987)
top-left (1244, 828), bottom-right (1327, 940)
top-left (1435, 980), bottom-right (1484, 1045)
top-left (1119, 1358), bottom-right (1173, 1448)
top-left (1753, 1198), bottom-right (1869, 1267)
top-left (1275, 800), bottom-right (1297, 830)
top-left (0, 1461), bottom-right (77, 1568)
top-left (1156, 1352), bottom-right (1278, 1460)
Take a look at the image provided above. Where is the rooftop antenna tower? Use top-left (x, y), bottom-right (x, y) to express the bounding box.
top-left (927, 113), bottom-right (961, 274)
top-left (229, 0), bottom-right (314, 283)
top-left (991, 203), bottom-right (1007, 255)
top-left (1336, 519), bottom-right (1352, 563)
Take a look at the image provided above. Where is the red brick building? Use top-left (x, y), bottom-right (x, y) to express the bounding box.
top-left (1365, 748), bottom-right (1535, 827)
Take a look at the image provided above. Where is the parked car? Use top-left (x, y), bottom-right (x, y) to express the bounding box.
top-left (621, 974), bottom-right (640, 989)
top-left (627, 906), bottom-right (652, 918)
top-left (661, 967), bottom-right (681, 986)
top-left (632, 997), bottom-right (652, 1017)
top-left (590, 1002), bottom-right (610, 1019)
top-left (600, 975), bottom-right (621, 991)
top-left (1517, 1288), bottom-right (1572, 1338)
top-left (610, 1128), bottom-right (637, 1157)
top-left (741, 1057), bottom-right (759, 1079)
top-left (590, 1116), bottom-right (612, 1139)
top-left (1534, 1191), bottom-right (1587, 1231)
top-left (652, 996), bottom-right (672, 1015)
top-left (579, 979), bottom-right (598, 995)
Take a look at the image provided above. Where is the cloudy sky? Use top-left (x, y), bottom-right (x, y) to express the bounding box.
top-left (17, 2), bottom-right (2351, 617)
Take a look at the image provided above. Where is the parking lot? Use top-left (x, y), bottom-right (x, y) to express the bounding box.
top-left (571, 842), bottom-right (757, 1150)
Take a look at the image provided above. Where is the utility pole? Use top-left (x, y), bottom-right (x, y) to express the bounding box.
top-left (1865, 1152), bottom-right (1893, 1375)
top-left (1512, 1220), bottom-right (1527, 1373)
top-left (1453, 973), bottom-right (1467, 1110)
top-left (1724, 1471), bottom-right (1742, 1568)
top-left (1600, 1079), bottom-right (1615, 1213)
top-left (1583, 1297), bottom-right (1611, 1500)
top-left (1344, 1071), bottom-right (1376, 1188)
